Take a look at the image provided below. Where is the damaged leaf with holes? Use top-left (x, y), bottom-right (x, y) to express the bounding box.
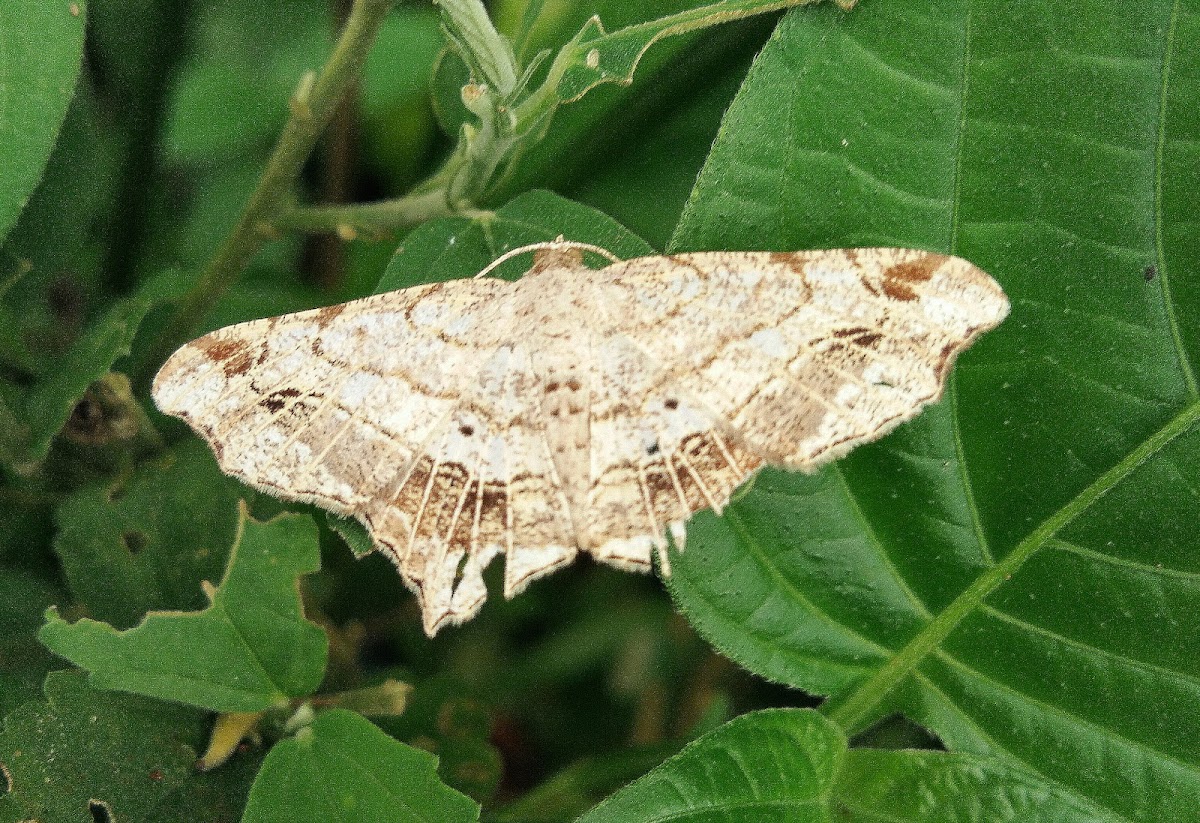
top-left (40, 506), bottom-right (327, 712)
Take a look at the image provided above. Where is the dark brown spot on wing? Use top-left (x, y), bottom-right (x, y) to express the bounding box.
top-left (880, 254), bottom-right (945, 303)
top-left (882, 280), bottom-right (918, 302)
top-left (642, 461), bottom-right (681, 521)
top-left (769, 251), bottom-right (806, 274)
top-left (393, 455), bottom-right (435, 516)
top-left (259, 387), bottom-right (302, 414)
top-left (476, 482), bottom-right (508, 547)
top-left (413, 461), bottom-right (471, 541)
top-left (223, 349), bottom-right (256, 377)
top-left (314, 303), bottom-right (346, 327)
top-left (885, 255), bottom-right (943, 284)
top-left (196, 337), bottom-right (249, 362)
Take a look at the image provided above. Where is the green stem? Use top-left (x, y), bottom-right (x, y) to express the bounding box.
top-left (136, 0), bottom-right (397, 383)
top-left (276, 189), bottom-right (456, 236)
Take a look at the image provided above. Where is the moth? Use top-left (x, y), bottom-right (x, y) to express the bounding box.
top-left (153, 241), bottom-right (1009, 635)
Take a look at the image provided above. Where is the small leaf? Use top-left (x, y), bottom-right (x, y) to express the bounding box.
top-left (0, 0), bottom-right (87, 243)
top-left (325, 511), bottom-right (376, 560)
top-left (545, 0), bottom-right (850, 105)
top-left (11, 271), bottom-right (181, 470)
top-left (378, 189), bottom-right (653, 293)
top-left (322, 679), bottom-right (414, 718)
top-left (40, 505), bottom-right (328, 713)
top-left (53, 438), bottom-right (242, 628)
top-left (578, 709), bottom-right (844, 822)
top-left (197, 710), bottom-right (264, 771)
top-left (242, 709), bottom-right (479, 823)
top-left (0, 670), bottom-right (203, 822)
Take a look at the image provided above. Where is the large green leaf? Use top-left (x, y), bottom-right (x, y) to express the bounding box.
top-left (578, 709), bottom-right (842, 822)
top-left (0, 0), bottom-right (86, 244)
top-left (667, 1), bottom-right (1199, 819)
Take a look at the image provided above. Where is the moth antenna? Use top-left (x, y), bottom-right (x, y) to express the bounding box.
top-left (474, 239), bottom-right (624, 279)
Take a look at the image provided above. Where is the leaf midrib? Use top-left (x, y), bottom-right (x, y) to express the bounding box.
top-left (1153, 0), bottom-right (1197, 399)
top-left (821, 400), bottom-right (1200, 731)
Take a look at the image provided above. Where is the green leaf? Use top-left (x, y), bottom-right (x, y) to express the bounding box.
top-left (537, 0), bottom-right (849, 106)
top-left (360, 7), bottom-right (444, 193)
top-left (8, 271), bottom-right (181, 471)
top-left (378, 189), bottom-right (653, 292)
top-left (834, 748), bottom-right (1105, 822)
top-left (0, 81), bottom-right (123, 374)
top-left (0, 568), bottom-right (64, 715)
top-left (374, 675), bottom-right (503, 804)
top-left (40, 506), bottom-right (327, 712)
top-left (580, 709), bottom-right (1105, 821)
top-left (52, 438), bottom-right (242, 628)
top-left (163, 2), bottom-right (331, 162)
top-left (668, 2), bottom-right (1200, 819)
top-left (0, 670), bottom-right (204, 823)
top-left (0, 0), bottom-right (86, 244)
top-left (242, 709), bottom-right (479, 823)
top-left (578, 709), bottom-right (843, 822)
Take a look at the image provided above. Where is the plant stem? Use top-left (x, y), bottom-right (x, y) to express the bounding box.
top-left (276, 189), bottom-right (455, 237)
top-left (137, 0), bottom-right (397, 383)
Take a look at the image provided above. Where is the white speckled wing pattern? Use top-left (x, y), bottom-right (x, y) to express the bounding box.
top-left (153, 244), bottom-right (1009, 635)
